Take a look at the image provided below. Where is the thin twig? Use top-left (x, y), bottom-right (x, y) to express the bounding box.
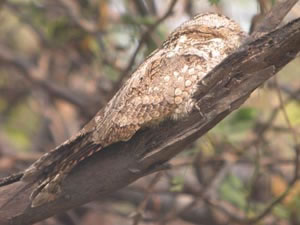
top-left (112, 0), bottom-right (178, 94)
top-left (273, 77), bottom-right (299, 144)
top-left (131, 172), bottom-right (163, 225)
top-left (245, 145), bottom-right (300, 224)
top-left (5, 2), bottom-right (49, 47)
top-left (55, 0), bottom-right (98, 33)
top-left (0, 45), bottom-right (95, 117)
top-left (203, 79), bottom-right (300, 224)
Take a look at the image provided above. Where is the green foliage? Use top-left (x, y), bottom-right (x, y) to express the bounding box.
top-left (46, 18), bottom-right (83, 44)
top-left (18, 3), bottom-right (85, 46)
top-left (219, 174), bottom-right (247, 209)
top-left (208, 0), bottom-right (221, 5)
top-left (86, 36), bottom-right (101, 56)
top-left (273, 204), bottom-right (290, 219)
top-left (285, 101), bottom-right (300, 125)
top-left (170, 175), bottom-right (185, 192)
top-left (122, 14), bottom-right (155, 26)
top-left (3, 101), bottom-right (40, 151)
top-left (287, 194), bottom-right (300, 218)
top-left (231, 107), bottom-right (258, 123)
top-left (214, 107), bottom-right (258, 140)
top-left (103, 64), bottom-right (119, 81)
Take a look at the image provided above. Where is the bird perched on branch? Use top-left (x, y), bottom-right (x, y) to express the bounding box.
top-left (21, 12), bottom-right (246, 207)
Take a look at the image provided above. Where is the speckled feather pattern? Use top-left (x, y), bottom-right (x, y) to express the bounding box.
top-left (22, 13), bottom-right (246, 207)
top-left (91, 13), bottom-right (246, 146)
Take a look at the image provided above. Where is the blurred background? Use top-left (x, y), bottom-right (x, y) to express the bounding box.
top-left (0, 0), bottom-right (300, 224)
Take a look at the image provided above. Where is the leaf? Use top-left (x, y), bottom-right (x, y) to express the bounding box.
top-left (208, 0), bottom-right (221, 5)
top-left (213, 107), bottom-right (258, 140)
top-left (3, 102), bottom-right (40, 151)
top-left (121, 14), bottom-right (155, 26)
top-left (230, 107), bottom-right (258, 123)
top-left (285, 101), bottom-right (300, 125)
top-left (273, 204), bottom-right (290, 219)
top-left (170, 176), bottom-right (184, 192)
top-left (271, 175), bottom-right (288, 200)
top-left (271, 175), bottom-right (300, 206)
top-left (219, 174), bottom-right (247, 209)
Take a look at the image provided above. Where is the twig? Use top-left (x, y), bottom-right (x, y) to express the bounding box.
top-left (202, 78), bottom-right (300, 224)
top-left (0, 45), bottom-right (96, 117)
top-left (273, 77), bottom-right (299, 144)
top-left (251, 0), bottom-right (299, 38)
top-left (5, 2), bottom-right (49, 47)
top-left (249, 86), bottom-right (300, 149)
top-left (0, 172), bottom-right (23, 187)
top-left (132, 0), bottom-right (149, 16)
top-left (245, 144), bottom-right (300, 224)
top-left (112, 0), bottom-right (178, 94)
top-left (55, 0), bottom-right (98, 33)
top-left (131, 172), bottom-right (163, 225)
top-left (268, 82), bottom-right (300, 101)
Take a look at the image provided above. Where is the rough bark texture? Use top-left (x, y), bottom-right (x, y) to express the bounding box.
top-left (0, 0), bottom-right (299, 224)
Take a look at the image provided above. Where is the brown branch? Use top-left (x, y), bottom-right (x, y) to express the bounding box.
top-left (55, 0), bottom-right (99, 34)
top-left (0, 45), bottom-right (97, 117)
top-left (0, 1), bottom-right (299, 224)
top-left (273, 77), bottom-right (299, 144)
top-left (131, 172), bottom-right (163, 225)
top-left (268, 82), bottom-right (300, 101)
top-left (112, 188), bottom-right (222, 225)
top-left (246, 146), bottom-right (300, 224)
top-left (251, 0), bottom-right (298, 38)
top-left (206, 144), bottom-right (300, 224)
top-left (249, 84), bottom-right (300, 148)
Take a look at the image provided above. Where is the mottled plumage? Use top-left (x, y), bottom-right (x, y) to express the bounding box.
top-left (22, 13), bottom-right (246, 207)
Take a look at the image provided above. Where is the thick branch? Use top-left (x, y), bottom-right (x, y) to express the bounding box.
top-left (0, 2), bottom-right (300, 225)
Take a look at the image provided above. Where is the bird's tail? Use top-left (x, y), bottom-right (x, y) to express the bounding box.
top-left (22, 132), bottom-right (93, 182)
top-left (20, 130), bottom-right (102, 207)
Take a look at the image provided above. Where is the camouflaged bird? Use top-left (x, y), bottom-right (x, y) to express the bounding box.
top-left (22, 13), bottom-right (246, 207)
